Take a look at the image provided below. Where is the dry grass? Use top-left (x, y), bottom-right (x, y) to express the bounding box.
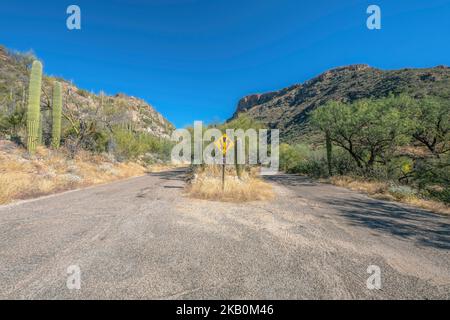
top-left (186, 165), bottom-right (274, 202)
top-left (327, 176), bottom-right (389, 194)
top-left (0, 140), bottom-right (152, 205)
top-left (326, 176), bottom-right (450, 215)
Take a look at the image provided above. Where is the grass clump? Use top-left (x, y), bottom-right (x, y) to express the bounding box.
top-left (186, 165), bottom-right (274, 202)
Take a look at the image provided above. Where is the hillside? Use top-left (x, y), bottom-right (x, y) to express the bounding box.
top-left (0, 45), bottom-right (174, 141)
top-left (232, 64), bottom-right (450, 141)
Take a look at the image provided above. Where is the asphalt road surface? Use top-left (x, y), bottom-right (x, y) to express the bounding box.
top-left (0, 169), bottom-right (449, 299)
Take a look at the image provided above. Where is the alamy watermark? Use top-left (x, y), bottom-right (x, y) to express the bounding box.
top-left (366, 265), bottom-right (382, 290)
top-left (66, 264), bottom-right (81, 290)
top-left (367, 5), bottom-right (381, 30)
top-left (66, 5), bottom-right (81, 30)
top-left (170, 121), bottom-right (280, 175)
top-left (65, 5), bottom-right (380, 31)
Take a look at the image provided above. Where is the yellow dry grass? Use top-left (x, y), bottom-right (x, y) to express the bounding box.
top-left (327, 176), bottom-right (450, 215)
top-left (0, 142), bottom-right (148, 205)
top-left (186, 165), bottom-right (274, 202)
top-left (328, 176), bottom-right (388, 194)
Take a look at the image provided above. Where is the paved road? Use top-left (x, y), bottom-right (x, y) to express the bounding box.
top-left (0, 169), bottom-right (449, 299)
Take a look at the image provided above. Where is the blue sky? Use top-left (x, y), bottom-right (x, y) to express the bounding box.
top-left (1, 0), bottom-right (450, 128)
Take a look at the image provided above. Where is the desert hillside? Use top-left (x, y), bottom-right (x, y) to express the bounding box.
top-left (0, 45), bottom-right (174, 143)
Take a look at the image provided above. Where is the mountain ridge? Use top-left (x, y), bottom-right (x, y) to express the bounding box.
top-left (232, 64), bottom-right (450, 141)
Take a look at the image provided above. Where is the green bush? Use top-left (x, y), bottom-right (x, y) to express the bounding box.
top-left (111, 128), bottom-right (173, 161)
top-left (0, 109), bottom-right (26, 141)
top-left (279, 143), bottom-right (330, 177)
top-left (330, 148), bottom-right (360, 176)
top-left (294, 149), bottom-right (328, 177)
top-left (280, 143), bottom-right (365, 178)
top-left (279, 143), bottom-right (311, 172)
top-left (111, 129), bottom-right (143, 160)
top-left (426, 188), bottom-right (450, 205)
top-left (388, 185), bottom-right (417, 200)
top-left (77, 89), bottom-right (90, 98)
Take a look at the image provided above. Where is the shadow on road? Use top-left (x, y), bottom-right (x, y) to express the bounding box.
top-left (264, 174), bottom-right (320, 187)
top-left (149, 168), bottom-right (187, 182)
top-left (323, 197), bottom-right (450, 250)
top-left (267, 173), bottom-right (450, 250)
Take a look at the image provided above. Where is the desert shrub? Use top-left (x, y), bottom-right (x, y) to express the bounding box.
top-left (89, 130), bottom-right (110, 153)
top-left (112, 129), bottom-right (145, 160)
top-left (413, 155), bottom-right (450, 188)
top-left (0, 113), bottom-right (8, 138)
top-left (111, 128), bottom-right (173, 161)
top-left (0, 109), bottom-right (26, 143)
top-left (62, 123), bottom-right (109, 156)
top-left (383, 156), bottom-right (414, 182)
top-left (408, 96), bottom-right (450, 158)
top-left (388, 185), bottom-right (417, 200)
top-left (412, 154), bottom-right (450, 203)
top-left (77, 89), bottom-right (90, 98)
top-left (279, 144), bottom-right (329, 177)
top-left (222, 114), bottom-right (264, 131)
top-left (152, 138), bottom-right (174, 162)
top-left (7, 49), bottom-right (36, 69)
top-left (331, 148), bottom-right (360, 176)
top-left (294, 149), bottom-right (328, 177)
top-left (279, 143), bottom-right (310, 172)
top-left (426, 188), bottom-right (450, 205)
top-left (279, 143), bottom-right (420, 182)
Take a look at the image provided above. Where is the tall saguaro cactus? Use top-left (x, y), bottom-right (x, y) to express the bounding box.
top-left (26, 60), bottom-right (43, 154)
top-left (51, 81), bottom-right (62, 149)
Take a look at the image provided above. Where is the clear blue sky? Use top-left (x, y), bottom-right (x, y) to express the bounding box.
top-left (1, 0), bottom-right (449, 128)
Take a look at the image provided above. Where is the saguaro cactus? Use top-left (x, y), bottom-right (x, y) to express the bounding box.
top-left (26, 60), bottom-right (43, 154)
top-left (51, 81), bottom-right (62, 149)
top-left (38, 113), bottom-right (43, 145)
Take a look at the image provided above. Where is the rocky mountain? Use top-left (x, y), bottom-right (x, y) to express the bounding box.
top-left (232, 64), bottom-right (450, 142)
top-left (0, 45), bottom-right (174, 140)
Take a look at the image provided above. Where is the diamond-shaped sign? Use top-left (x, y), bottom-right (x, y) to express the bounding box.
top-left (215, 134), bottom-right (234, 155)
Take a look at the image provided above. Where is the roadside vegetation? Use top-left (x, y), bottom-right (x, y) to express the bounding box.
top-left (0, 140), bottom-right (148, 204)
top-left (186, 115), bottom-right (274, 202)
top-left (0, 48), bottom-right (175, 204)
top-left (279, 95), bottom-right (449, 214)
top-left (187, 165), bottom-right (274, 202)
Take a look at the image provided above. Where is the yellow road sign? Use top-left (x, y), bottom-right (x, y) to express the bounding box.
top-left (215, 134), bottom-right (234, 155)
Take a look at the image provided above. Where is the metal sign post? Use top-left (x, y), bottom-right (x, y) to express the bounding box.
top-left (222, 154), bottom-right (226, 191)
top-left (215, 134), bottom-right (234, 192)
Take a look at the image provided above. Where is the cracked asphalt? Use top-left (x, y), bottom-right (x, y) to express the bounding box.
top-left (0, 169), bottom-right (449, 299)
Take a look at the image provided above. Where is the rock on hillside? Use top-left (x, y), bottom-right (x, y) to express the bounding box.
top-left (232, 64), bottom-right (450, 142)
